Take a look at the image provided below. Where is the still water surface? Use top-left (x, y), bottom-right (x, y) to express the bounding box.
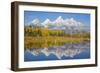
top-left (24, 41), bottom-right (90, 62)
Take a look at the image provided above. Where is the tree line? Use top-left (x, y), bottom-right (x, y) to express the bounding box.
top-left (24, 27), bottom-right (90, 38)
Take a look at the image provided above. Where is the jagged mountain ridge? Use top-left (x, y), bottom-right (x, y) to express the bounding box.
top-left (25, 16), bottom-right (90, 33)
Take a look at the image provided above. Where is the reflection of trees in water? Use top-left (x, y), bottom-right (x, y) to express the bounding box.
top-left (25, 37), bottom-right (89, 49)
top-left (25, 42), bottom-right (90, 59)
top-left (25, 40), bottom-right (66, 49)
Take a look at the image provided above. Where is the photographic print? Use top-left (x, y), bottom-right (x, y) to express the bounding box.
top-left (24, 11), bottom-right (90, 61)
top-left (11, 1), bottom-right (97, 71)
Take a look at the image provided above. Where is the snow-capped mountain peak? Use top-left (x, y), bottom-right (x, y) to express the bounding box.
top-left (41, 18), bottom-right (52, 28)
top-left (54, 16), bottom-right (64, 23)
top-left (53, 16), bottom-right (64, 26)
top-left (64, 18), bottom-right (83, 26)
top-left (56, 16), bottom-right (63, 20)
top-left (31, 18), bottom-right (40, 25)
top-left (42, 18), bottom-right (51, 25)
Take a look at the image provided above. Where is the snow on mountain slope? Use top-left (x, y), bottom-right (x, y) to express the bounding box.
top-left (53, 16), bottom-right (64, 27)
top-left (25, 16), bottom-right (89, 33)
top-left (31, 18), bottom-right (40, 25)
top-left (41, 18), bottom-right (52, 28)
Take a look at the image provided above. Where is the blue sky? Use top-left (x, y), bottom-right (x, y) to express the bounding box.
top-left (24, 11), bottom-right (90, 26)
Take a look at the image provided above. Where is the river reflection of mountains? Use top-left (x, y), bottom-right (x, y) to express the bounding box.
top-left (25, 42), bottom-right (90, 59)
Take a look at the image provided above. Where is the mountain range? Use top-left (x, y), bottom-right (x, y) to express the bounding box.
top-left (25, 16), bottom-right (90, 33)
